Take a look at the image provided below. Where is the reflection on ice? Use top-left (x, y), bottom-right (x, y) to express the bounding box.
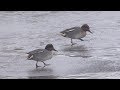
top-left (62, 45), bottom-right (92, 58)
top-left (27, 67), bottom-right (54, 79)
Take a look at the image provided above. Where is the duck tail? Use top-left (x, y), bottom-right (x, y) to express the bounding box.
top-left (27, 54), bottom-right (33, 60)
top-left (60, 32), bottom-right (67, 37)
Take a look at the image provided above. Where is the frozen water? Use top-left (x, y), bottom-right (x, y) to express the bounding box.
top-left (0, 11), bottom-right (120, 79)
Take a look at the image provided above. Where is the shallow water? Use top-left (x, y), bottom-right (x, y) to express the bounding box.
top-left (0, 11), bottom-right (120, 79)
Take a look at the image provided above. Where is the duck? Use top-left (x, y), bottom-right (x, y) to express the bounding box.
top-left (27, 44), bottom-right (57, 68)
top-left (60, 24), bottom-right (92, 45)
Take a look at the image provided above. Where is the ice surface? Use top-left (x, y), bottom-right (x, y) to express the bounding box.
top-left (0, 11), bottom-right (120, 79)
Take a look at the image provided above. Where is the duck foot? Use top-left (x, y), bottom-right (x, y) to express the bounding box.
top-left (45, 64), bottom-right (50, 66)
top-left (36, 61), bottom-right (41, 69)
top-left (42, 61), bottom-right (50, 66)
top-left (71, 39), bottom-right (77, 46)
top-left (36, 65), bottom-right (41, 69)
top-left (79, 38), bottom-right (84, 41)
top-left (71, 43), bottom-right (77, 46)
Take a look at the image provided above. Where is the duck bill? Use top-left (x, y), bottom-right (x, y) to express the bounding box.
top-left (88, 30), bottom-right (93, 34)
top-left (53, 48), bottom-right (58, 52)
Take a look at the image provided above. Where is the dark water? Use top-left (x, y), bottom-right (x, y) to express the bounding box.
top-left (0, 11), bottom-right (120, 79)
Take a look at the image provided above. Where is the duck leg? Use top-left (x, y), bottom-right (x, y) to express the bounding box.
top-left (42, 61), bottom-right (50, 66)
top-left (79, 38), bottom-right (84, 41)
top-left (36, 61), bottom-right (41, 68)
top-left (71, 39), bottom-right (76, 46)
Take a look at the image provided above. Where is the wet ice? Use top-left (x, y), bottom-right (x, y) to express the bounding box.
top-left (0, 11), bottom-right (120, 79)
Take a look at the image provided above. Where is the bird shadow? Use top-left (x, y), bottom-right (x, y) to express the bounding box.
top-left (27, 67), bottom-right (56, 79)
top-left (27, 75), bottom-right (58, 79)
top-left (28, 67), bottom-right (53, 73)
top-left (62, 45), bottom-right (92, 58)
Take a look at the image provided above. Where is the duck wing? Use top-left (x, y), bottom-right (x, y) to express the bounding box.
top-left (27, 49), bottom-right (44, 59)
top-left (27, 49), bottom-right (44, 54)
top-left (60, 27), bottom-right (80, 34)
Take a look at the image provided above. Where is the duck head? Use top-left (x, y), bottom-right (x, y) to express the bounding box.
top-left (45, 44), bottom-right (57, 51)
top-left (81, 24), bottom-right (92, 34)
